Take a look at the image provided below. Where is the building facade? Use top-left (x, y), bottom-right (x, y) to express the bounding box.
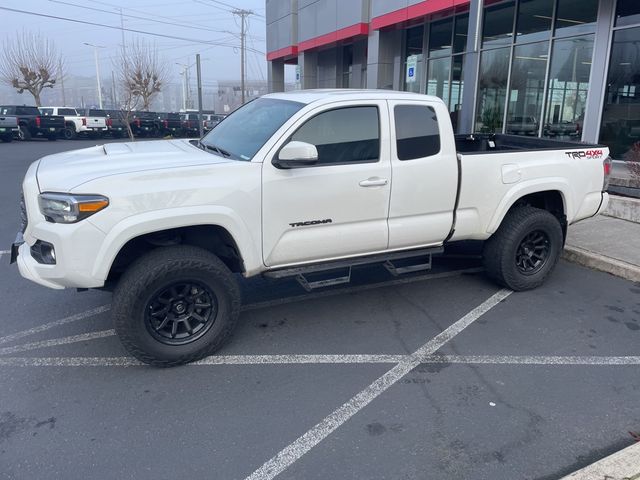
top-left (266, 0), bottom-right (640, 160)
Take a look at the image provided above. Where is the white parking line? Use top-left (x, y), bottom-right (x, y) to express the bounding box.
top-left (244, 288), bottom-right (513, 480)
top-left (0, 305), bottom-right (111, 346)
top-left (0, 354), bottom-right (410, 367)
top-left (0, 329), bottom-right (116, 356)
top-left (431, 354), bottom-right (640, 365)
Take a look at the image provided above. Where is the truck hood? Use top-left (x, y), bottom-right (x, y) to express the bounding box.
top-left (36, 139), bottom-right (230, 192)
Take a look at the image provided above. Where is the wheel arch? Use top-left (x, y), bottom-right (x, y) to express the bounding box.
top-left (487, 182), bottom-right (571, 237)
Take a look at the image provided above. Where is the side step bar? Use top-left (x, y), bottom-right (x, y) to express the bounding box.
top-left (264, 246), bottom-right (444, 291)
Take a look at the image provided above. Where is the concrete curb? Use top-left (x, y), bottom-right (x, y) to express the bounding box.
top-left (604, 195), bottom-right (640, 223)
top-left (560, 441), bottom-right (640, 480)
top-left (562, 245), bottom-right (640, 283)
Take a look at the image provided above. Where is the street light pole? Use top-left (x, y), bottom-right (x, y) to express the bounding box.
top-left (84, 42), bottom-right (105, 109)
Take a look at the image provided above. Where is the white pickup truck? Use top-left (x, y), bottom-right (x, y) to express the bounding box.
top-left (12, 90), bottom-right (611, 366)
top-left (40, 107), bottom-right (108, 139)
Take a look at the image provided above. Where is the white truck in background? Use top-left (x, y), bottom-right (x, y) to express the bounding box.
top-left (13, 90), bottom-right (611, 366)
top-left (40, 107), bottom-right (108, 139)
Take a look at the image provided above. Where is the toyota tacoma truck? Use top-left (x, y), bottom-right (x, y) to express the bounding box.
top-left (0, 114), bottom-right (18, 142)
top-left (11, 90), bottom-right (611, 366)
top-left (0, 105), bottom-right (64, 141)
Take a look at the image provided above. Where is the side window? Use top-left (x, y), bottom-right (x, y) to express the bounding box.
top-left (40, 108), bottom-right (54, 116)
top-left (394, 105), bottom-right (441, 160)
top-left (291, 106), bottom-right (380, 165)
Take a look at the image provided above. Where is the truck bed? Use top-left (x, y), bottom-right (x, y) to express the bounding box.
top-left (455, 133), bottom-right (602, 154)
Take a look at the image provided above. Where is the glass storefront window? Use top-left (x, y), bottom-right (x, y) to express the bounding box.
top-left (543, 35), bottom-right (593, 139)
top-left (616, 0), bottom-right (640, 27)
top-left (427, 57), bottom-right (451, 109)
top-left (475, 47), bottom-right (510, 133)
top-left (453, 14), bottom-right (469, 53)
top-left (600, 27), bottom-right (640, 160)
top-left (450, 55), bottom-right (465, 132)
top-left (403, 26), bottom-right (424, 93)
top-left (482, 1), bottom-right (515, 48)
top-left (555, 0), bottom-right (598, 36)
top-left (506, 41), bottom-right (549, 136)
top-left (516, 0), bottom-right (553, 43)
top-left (429, 18), bottom-right (454, 57)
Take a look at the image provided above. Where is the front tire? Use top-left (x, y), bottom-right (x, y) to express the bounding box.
top-left (112, 246), bottom-right (241, 367)
top-left (483, 206), bottom-right (563, 291)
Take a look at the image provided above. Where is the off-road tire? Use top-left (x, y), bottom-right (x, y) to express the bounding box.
top-left (483, 206), bottom-right (563, 291)
top-left (18, 126), bottom-right (31, 141)
top-left (112, 245), bottom-right (241, 367)
top-left (63, 127), bottom-right (77, 140)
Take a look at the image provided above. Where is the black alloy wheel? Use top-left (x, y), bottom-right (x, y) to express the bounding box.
top-left (145, 281), bottom-right (218, 346)
top-left (515, 230), bottom-right (550, 275)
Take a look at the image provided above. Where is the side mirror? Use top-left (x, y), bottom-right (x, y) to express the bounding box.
top-left (275, 141), bottom-right (319, 169)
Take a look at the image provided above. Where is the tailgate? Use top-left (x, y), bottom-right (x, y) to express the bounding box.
top-left (0, 116), bottom-right (17, 128)
top-left (86, 116), bottom-right (107, 128)
top-left (41, 115), bottom-right (65, 129)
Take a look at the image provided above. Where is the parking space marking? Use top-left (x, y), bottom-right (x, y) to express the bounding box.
top-left (0, 329), bottom-right (115, 356)
top-left (244, 288), bottom-right (512, 480)
top-left (429, 354), bottom-right (640, 366)
top-left (0, 305), bottom-right (110, 346)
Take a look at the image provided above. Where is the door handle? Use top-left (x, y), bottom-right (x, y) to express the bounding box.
top-left (359, 177), bottom-right (388, 187)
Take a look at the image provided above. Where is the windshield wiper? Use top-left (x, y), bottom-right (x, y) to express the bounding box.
top-left (199, 142), bottom-right (232, 158)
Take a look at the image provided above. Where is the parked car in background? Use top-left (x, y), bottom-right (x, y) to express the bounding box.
top-left (0, 114), bottom-right (19, 142)
top-left (180, 112), bottom-right (201, 137)
top-left (0, 105), bottom-right (64, 141)
top-left (203, 114), bottom-right (226, 131)
top-left (158, 112), bottom-right (183, 137)
top-left (41, 107), bottom-right (107, 139)
top-left (131, 111), bottom-right (160, 137)
top-left (101, 110), bottom-right (129, 137)
top-left (544, 121), bottom-right (581, 138)
top-left (506, 116), bottom-right (539, 136)
top-left (76, 108), bottom-right (109, 138)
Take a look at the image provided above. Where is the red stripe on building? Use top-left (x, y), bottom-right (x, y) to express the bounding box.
top-left (298, 23), bottom-right (369, 52)
top-left (371, 0), bottom-right (470, 30)
top-left (266, 45), bottom-right (299, 61)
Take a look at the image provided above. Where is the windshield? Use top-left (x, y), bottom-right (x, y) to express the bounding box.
top-left (200, 98), bottom-right (304, 161)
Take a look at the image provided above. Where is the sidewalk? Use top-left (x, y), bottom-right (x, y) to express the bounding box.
top-left (560, 441), bottom-right (640, 480)
top-left (563, 214), bottom-right (640, 283)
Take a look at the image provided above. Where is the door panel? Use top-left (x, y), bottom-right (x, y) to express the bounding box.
top-left (387, 100), bottom-right (459, 249)
top-left (262, 101), bottom-right (391, 267)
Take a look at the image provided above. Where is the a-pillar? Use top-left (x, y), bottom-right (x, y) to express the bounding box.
top-left (298, 51), bottom-right (318, 89)
top-left (366, 29), bottom-right (402, 89)
top-left (267, 59), bottom-right (285, 93)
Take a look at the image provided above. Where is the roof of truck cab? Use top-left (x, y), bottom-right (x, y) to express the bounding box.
top-left (263, 89), bottom-right (445, 106)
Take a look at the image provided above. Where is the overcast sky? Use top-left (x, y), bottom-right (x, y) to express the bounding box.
top-left (1, 0), bottom-right (270, 87)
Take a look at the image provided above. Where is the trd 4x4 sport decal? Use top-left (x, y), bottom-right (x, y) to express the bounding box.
top-left (565, 149), bottom-right (604, 160)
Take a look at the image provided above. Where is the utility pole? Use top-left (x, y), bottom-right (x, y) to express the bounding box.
top-left (111, 70), bottom-right (117, 108)
top-left (196, 54), bottom-right (204, 138)
top-left (84, 43), bottom-right (105, 108)
top-left (118, 7), bottom-right (126, 56)
top-left (233, 9), bottom-right (253, 104)
top-left (59, 60), bottom-right (66, 106)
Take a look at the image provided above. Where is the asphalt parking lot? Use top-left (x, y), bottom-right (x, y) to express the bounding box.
top-left (0, 139), bottom-right (639, 480)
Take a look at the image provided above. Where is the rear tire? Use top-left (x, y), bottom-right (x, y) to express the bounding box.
top-left (112, 245), bottom-right (241, 367)
top-left (483, 206), bottom-right (563, 291)
top-left (18, 126), bottom-right (31, 141)
top-left (63, 126), bottom-right (77, 140)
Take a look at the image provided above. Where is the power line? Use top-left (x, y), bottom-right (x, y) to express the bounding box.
top-left (48, 0), bottom-right (230, 34)
top-left (0, 6), bottom-right (264, 55)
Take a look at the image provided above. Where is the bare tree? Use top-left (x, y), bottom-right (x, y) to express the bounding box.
top-left (0, 31), bottom-right (64, 107)
top-left (114, 47), bottom-right (141, 141)
top-left (122, 39), bottom-right (167, 112)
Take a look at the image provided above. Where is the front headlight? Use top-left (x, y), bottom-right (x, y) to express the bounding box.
top-left (38, 193), bottom-right (109, 224)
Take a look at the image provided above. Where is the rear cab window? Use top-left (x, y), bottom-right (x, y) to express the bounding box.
top-left (394, 105), bottom-right (441, 160)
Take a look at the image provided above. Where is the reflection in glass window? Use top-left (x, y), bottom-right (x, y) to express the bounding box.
top-left (516, 0), bottom-right (553, 42)
top-left (506, 41), bottom-right (549, 136)
top-left (429, 18), bottom-right (454, 57)
top-left (453, 14), bottom-right (469, 54)
top-left (555, 0), bottom-right (598, 36)
top-left (427, 57), bottom-right (451, 110)
top-left (616, 0), bottom-right (640, 27)
top-left (482, 1), bottom-right (515, 47)
top-left (403, 26), bottom-right (424, 93)
top-left (475, 48), bottom-right (510, 133)
top-left (342, 44), bottom-right (353, 88)
top-left (543, 35), bottom-right (594, 140)
top-left (600, 27), bottom-right (640, 160)
top-left (394, 105), bottom-right (440, 160)
top-left (291, 107), bottom-right (380, 165)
